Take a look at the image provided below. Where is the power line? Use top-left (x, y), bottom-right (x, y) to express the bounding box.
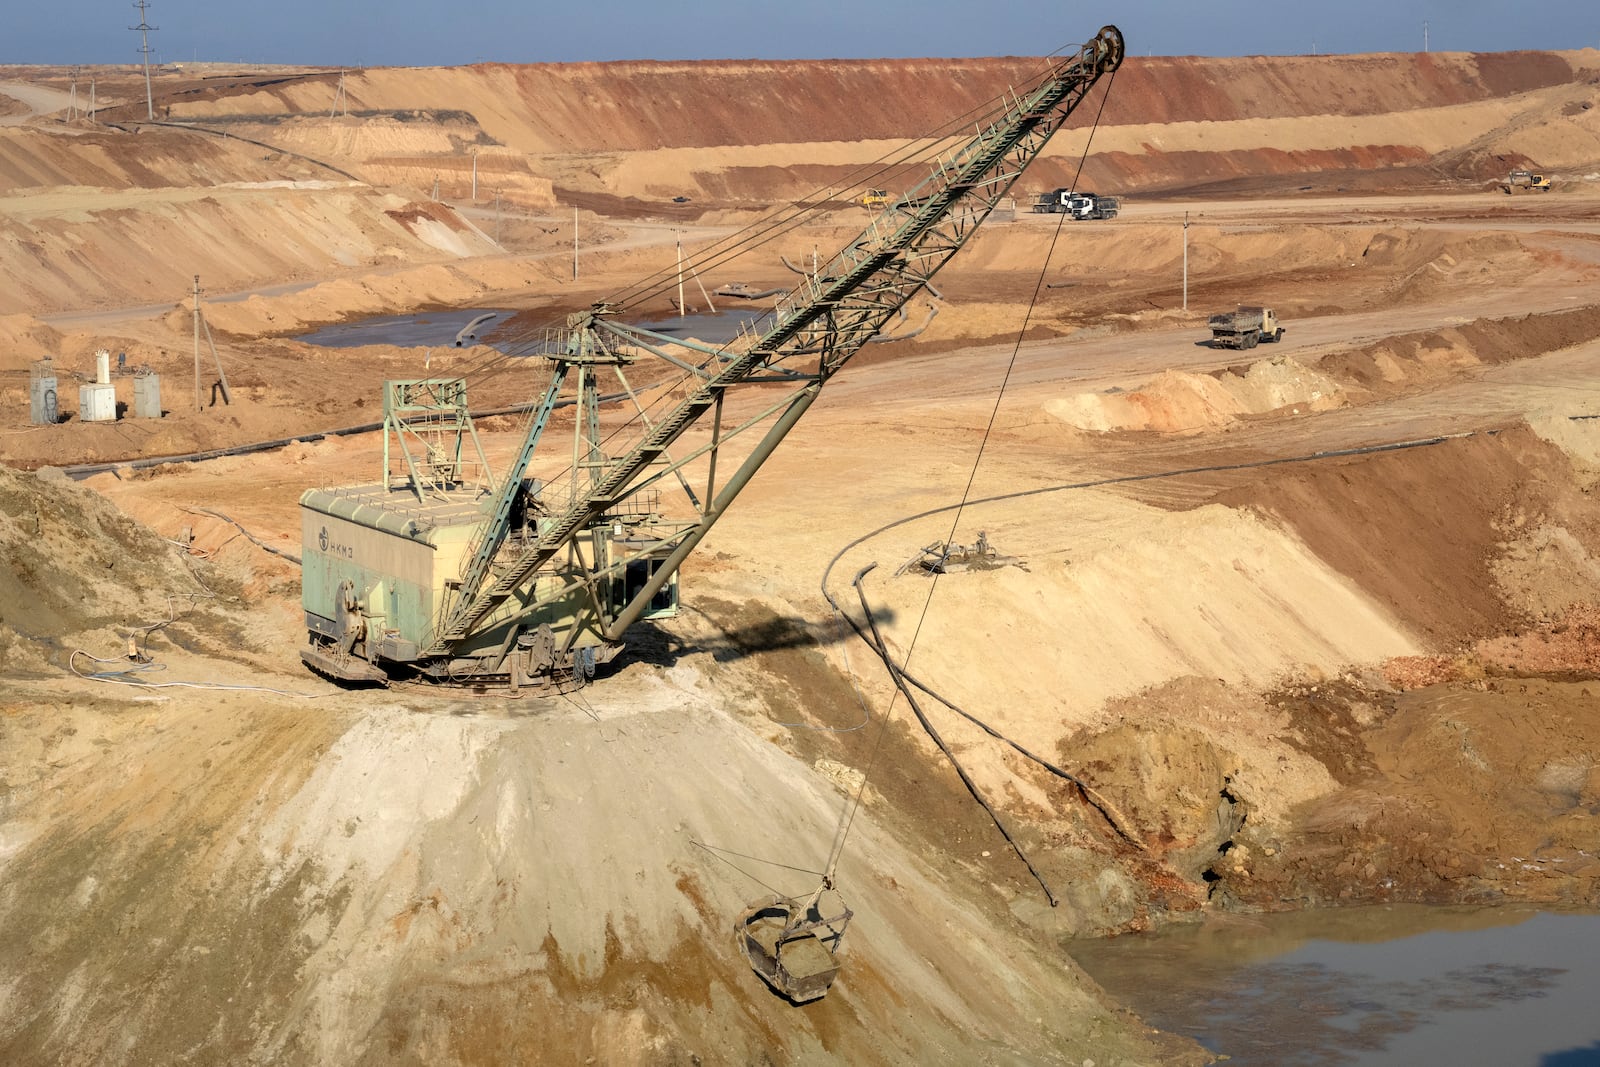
top-left (130, 0), bottom-right (158, 121)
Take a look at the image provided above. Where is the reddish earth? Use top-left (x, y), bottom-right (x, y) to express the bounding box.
top-left (2, 42), bottom-right (1600, 1067)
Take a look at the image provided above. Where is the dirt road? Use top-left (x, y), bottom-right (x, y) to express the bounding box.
top-left (0, 81), bottom-right (73, 125)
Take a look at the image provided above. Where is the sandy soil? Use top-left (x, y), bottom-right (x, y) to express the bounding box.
top-left (3, 46), bottom-right (1600, 1067)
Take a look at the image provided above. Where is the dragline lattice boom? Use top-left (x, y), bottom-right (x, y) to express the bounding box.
top-left (298, 25), bottom-right (1124, 686)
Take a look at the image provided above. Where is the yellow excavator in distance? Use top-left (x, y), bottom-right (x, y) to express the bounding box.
top-left (1504, 169), bottom-right (1551, 193)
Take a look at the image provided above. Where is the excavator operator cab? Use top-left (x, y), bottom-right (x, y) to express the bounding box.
top-left (605, 515), bottom-right (680, 621)
top-left (616, 553), bottom-right (679, 619)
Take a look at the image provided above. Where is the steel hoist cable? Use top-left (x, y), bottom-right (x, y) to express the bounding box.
top-left (819, 67), bottom-right (1124, 900)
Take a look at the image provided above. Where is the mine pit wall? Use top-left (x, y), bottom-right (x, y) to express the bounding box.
top-left (338, 50), bottom-right (1584, 152)
top-left (1113, 424), bottom-right (1600, 914)
top-left (142, 48), bottom-right (1598, 204)
top-left (1216, 424), bottom-right (1600, 654)
top-left (4, 47), bottom-right (1594, 321)
top-left (0, 126), bottom-right (297, 192)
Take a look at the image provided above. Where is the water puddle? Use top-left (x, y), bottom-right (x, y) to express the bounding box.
top-left (630, 307), bottom-right (769, 345)
top-left (1067, 905), bottom-right (1600, 1065)
top-left (295, 309), bottom-right (515, 349)
top-left (295, 307), bottom-right (771, 351)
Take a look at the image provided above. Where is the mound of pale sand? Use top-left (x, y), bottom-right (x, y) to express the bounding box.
top-left (1044, 357), bottom-right (1346, 434)
top-left (1528, 404), bottom-right (1600, 471)
top-left (1219, 356), bottom-right (1346, 414)
top-left (0, 660), bottom-right (1187, 1064)
top-left (1046, 372), bottom-right (1239, 433)
top-left (849, 492), bottom-right (1419, 760)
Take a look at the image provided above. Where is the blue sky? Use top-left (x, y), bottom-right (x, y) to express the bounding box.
top-left (4, 1), bottom-right (1593, 66)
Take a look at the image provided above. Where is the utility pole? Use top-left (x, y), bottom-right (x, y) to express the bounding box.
top-left (193, 275), bottom-right (202, 412)
top-left (192, 276), bottom-right (232, 411)
top-left (69, 66), bottom-right (79, 120)
top-left (330, 70), bottom-right (347, 118)
top-left (1182, 210), bottom-right (1189, 312)
top-left (130, 0), bottom-right (157, 121)
top-left (1423, 20), bottom-right (1429, 53)
top-left (89, 76), bottom-right (97, 122)
top-left (470, 149), bottom-right (478, 201)
top-left (572, 205), bottom-right (578, 280)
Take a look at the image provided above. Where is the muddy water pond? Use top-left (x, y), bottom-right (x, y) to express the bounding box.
top-left (296, 309), bottom-right (516, 349)
top-left (633, 307), bottom-right (768, 344)
top-left (1068, 906), bottom-right (1600, 1066)
top-left (295, 308), bottom-right (771, 351)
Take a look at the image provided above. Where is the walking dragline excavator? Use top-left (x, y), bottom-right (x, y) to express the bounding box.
top-left (299, 25), bottom-right (1125, 688)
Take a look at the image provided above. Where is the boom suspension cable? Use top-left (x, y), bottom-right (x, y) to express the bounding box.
top-left (818, 65), bottom-right (1124, 890)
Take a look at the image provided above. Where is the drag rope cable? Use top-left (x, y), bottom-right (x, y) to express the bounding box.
top-left (180, 506), bottom-right (302, 564)
top-left (820, 67), bottom-right (1121, 894)
top-left (817, 564), bottom-right (1140, 850)
top-left (817, 559), bottom-right (1142, 848)
top-left (849, 566), bottom-right (1060, 906)
top-left (885, 664), bottom-right (1144, 851)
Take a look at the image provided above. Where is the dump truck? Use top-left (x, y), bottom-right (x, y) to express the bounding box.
top-left (1032, 188), bottom-right (1118, 219)
top-left (1066, 191), bottom-right (1118, 219)
top-left (1208, 305), bottom-right (1284, 349)
top-left (859, 188), bottom-right (892, 209)
top-left (1032, 188), bottom-right (1069, 213)
top-left (1503, 170), bottom-right (1551, 194)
